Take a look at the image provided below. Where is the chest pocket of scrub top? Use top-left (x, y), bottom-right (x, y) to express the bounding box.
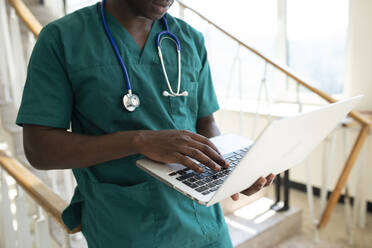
top-left (169, 81), bottom-right (198, 130)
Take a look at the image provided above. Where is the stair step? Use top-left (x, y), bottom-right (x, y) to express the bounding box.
top-left (225, 197), bottom-right (302, 248)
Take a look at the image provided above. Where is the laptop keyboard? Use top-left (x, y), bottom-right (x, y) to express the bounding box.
top-left (168, 146), bottom-right (251, 196)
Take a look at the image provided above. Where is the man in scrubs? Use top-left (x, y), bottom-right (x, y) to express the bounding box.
top-left (16, 0), bottom-right (275, 247)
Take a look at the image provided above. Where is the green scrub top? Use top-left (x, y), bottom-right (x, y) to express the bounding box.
top-left (16, 3), bottom-right (233, 248)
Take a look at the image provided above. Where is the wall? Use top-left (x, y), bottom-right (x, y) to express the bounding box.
top-left (345, 0), bottom-right (372, 110)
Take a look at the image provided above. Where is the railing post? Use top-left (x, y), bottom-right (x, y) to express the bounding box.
top-left (344, 187), bottom-right (353, 245)
top-left (352, 137), bottom-right (368, 229)
top-left (63, 169), bottom-right (75, 201)
top-left (48, 170), bottom-right (61, 196)
top-left (43, 0), bottom-right (64, 18)
top-left (0, 0), bottom-right (13, 105)
top-left (0, 0), bottom-right (21, 108)
top-left (342, 128), bottom-right (354, 244)
top-left (15, 185), bottom-right (33, 248)
top-left (304, 159), bottom-right (320, 242)
top-left (320, 133), bottom-right (336, 214)
top-left (35, 206), bottom-right (52, 248)
top-left (1, 169), bottom-right (17, 248)
top-left (235, 45), bottom-right (244, 135)
top-left (221, 44), bottom-right (243, 134)
top-left (63, 230), bottom-right (72, 248)
top-left (0, 168), bottom-right (3, 248)
top-left (179, 3), bottom-right (185, 19)
top-left (251, 62), bottom-right (270, 139)
top-left (25, 31), bottom-right (36, 63)
top-left (296, 83), bottom-right (302, 113)
top-left (343, 128), bottom-right (354, 244)
top-left (9, 7), bottom-right (27, 88)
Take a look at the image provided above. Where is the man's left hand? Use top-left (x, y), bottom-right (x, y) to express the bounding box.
top-left (230, 173), bottom-right (275, 201)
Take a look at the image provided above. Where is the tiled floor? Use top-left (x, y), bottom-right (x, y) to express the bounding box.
top-left (273, 189), bottom-right (372, 248)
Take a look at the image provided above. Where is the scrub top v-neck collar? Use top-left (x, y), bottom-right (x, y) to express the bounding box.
top-left (97, 3), bottom-right (161, 64)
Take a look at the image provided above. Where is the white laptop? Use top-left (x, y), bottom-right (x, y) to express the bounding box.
top-left (136, 95), bottom-right (363, 207)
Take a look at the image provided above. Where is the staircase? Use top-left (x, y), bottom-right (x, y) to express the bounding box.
top-left (226, 197), bottom-right (301, 248)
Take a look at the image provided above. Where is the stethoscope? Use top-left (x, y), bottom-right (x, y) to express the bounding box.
top-left (100, 0), bottom-right (187, 112)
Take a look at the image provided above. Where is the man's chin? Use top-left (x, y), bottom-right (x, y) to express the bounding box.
top-left (146, 12), bottom-right (167, 21)
top-left (148, 4), bottom-right (169, 20)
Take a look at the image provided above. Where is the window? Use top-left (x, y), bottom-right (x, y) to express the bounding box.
top-left (287, 0), bottom-right (349, 94)
top-left (170, 0), bottom-right (279, 108)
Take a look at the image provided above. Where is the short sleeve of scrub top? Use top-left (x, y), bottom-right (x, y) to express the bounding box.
top-left (196, 36), bottom-right (219, 119)
top-left (16, 26), bottom-right (73, 129)
top-left (16, 3), bottom-right (232, 248)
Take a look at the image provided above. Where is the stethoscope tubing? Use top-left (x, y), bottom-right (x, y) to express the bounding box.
top-left (100, 0), bottom-right (187, 109)
top-left (100, 0), bottom-right (132, 92)
top-left (156, 30), bottom-right (181, 51)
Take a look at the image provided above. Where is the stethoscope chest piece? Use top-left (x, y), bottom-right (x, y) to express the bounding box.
top-left (123, 93), bottom-right (140, 112)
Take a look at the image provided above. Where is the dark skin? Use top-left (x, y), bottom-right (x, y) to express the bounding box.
top-left (23, 0), bottom-right (275, 201)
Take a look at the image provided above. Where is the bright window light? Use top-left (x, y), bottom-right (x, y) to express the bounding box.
top-left (287, 0), bottom-right (349, 94)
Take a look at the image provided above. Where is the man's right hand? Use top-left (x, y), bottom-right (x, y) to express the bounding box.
top-left (136, 130), bottom-right (228, 173)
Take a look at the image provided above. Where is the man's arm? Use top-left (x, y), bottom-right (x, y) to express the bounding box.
top-left (23, 124), bottom-right (227, 171)
top-left (196, 114), bottom-right (220, 138)
top-left (23, 125), bottom-right (140, 170)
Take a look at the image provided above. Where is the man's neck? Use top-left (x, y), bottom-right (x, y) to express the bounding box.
top-left (105, 0), bottom-right (153, 34)
top-left (105, 0), bottom-right (154, 50)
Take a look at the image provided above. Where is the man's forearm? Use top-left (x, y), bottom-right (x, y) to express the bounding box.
top-left (24, 125), bottom-right (143, 170)
top-left (23, 125), bottom-right (228, 173)
top-left (196, 115), bottom-right (221, 138)
top-left (23, 114), bottom-right (222, 171)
